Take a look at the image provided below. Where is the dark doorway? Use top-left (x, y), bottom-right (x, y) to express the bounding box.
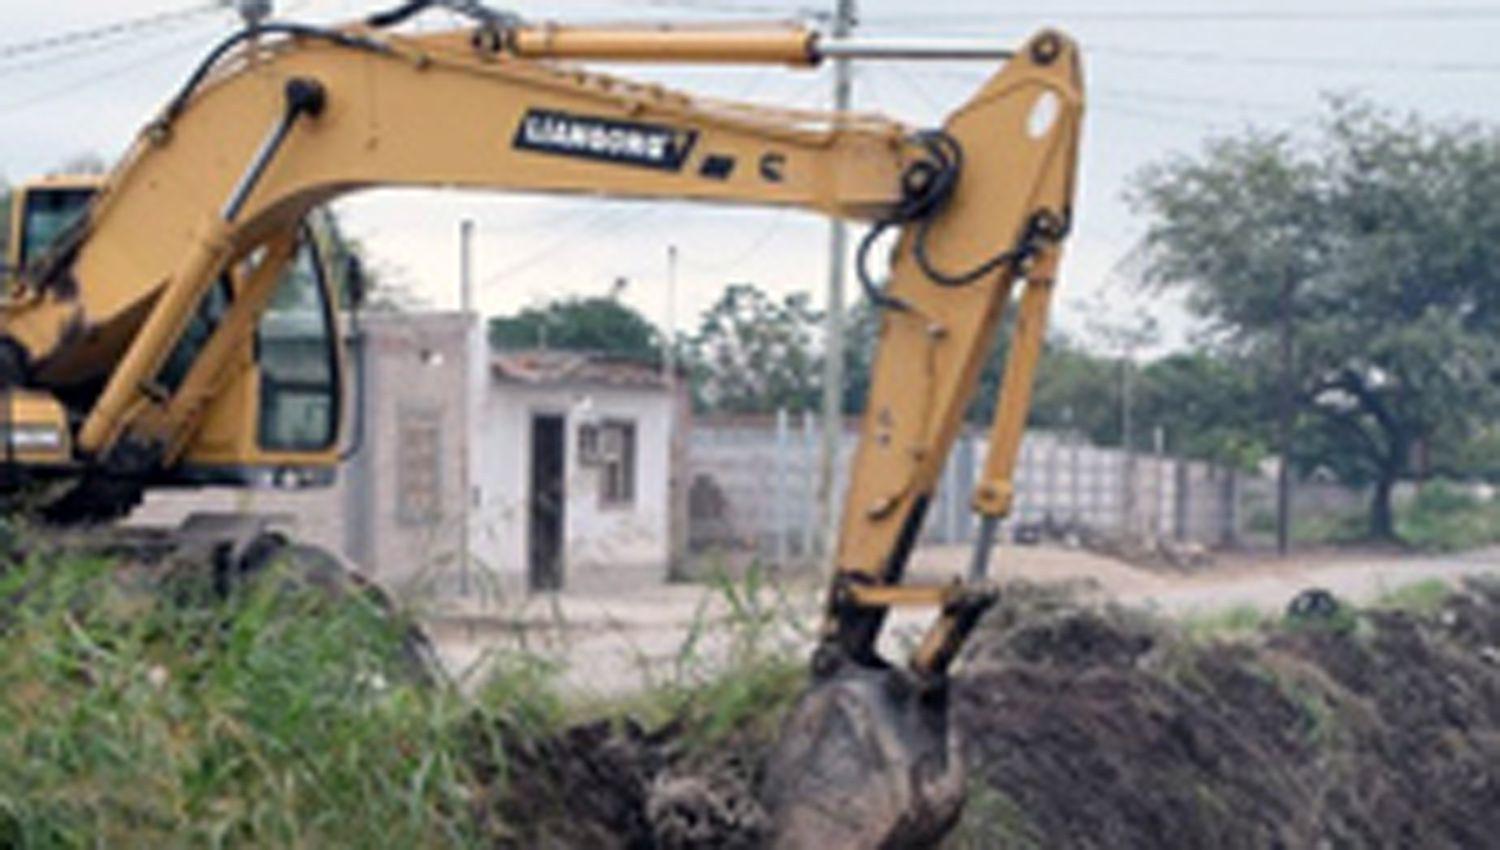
top-left (528, 414), bottom-right (566, 591)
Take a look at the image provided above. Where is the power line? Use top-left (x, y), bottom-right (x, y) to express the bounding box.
top-left (0, 3), bottom-right (227, 65)
top-left (637, 0), bottom-right (827, 19)
top-left (1090, 42), bottom-right (1500, 75)
top-left (0, 0), bottom-right (323, 108)
top-left (0, 10), bottom-right (225, 80)
top-left (678, 212), bottom-right (792, 274)
top-left (1097, 86), bottom-right (1304, 114)
top-left (480, 206), bottom-right (664, 285)
top-left (868, 65), bottom-right (944, 114)
top-left (0, 24), bottom-right (224, 113)
top-left (1091, 100), bottom-right (1231, 131)
top-left (852, 26), bottom-right (1500, 77)
top-left (865, 5), bottom-right (1500, 25)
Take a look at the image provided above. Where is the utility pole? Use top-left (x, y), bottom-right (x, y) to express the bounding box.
top-left (458, 219), bottom-right (475, 596)
top-left (664, 245), bottom-right (678, 381)
top-left (460, 219), bottom-right (475, 314)
top-left (664, 244), bottom-right (688, 580)
top-left (816, 0), bottom-right (856, 565)
top-left (1276, 276), bottom-right (1295, 557)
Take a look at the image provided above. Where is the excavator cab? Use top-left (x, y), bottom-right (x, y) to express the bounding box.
top-left (1, 182), bottom-right (352, 501)
top-left (136, 218), bottom-right (351, 489)
top-left (2, 177), bottom-right (103, 474)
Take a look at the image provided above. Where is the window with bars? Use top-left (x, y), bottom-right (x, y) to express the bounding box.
top-left (396, 408), bottom-right (443, 525)
top-left (597, 420), bottom-right (636, 507)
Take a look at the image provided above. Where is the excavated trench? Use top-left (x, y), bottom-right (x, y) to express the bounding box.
top-left (475, 578), bottom-right (1500, 849)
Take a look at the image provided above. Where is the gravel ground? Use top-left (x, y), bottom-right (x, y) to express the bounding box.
top-left (426, 544), bottom-right (1500, 695)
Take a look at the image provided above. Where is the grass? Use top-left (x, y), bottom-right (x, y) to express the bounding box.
top-left (1372, 578), bottom-right (1453, 616)
top-left (0, 546), bottom-right (562, 849)
top-left (1396, 483), bottom-right (1500, 553)
top-left (1181, 603), bottom-right (1272, 641)
top-left (1291, 509), bottom-right (1371, 547)
top-left (0, 541), bottom-right (819, 848)
top-left (1287, 481), bottom-right (1500, 553)
top-left (590, 561), bottom-right (810, 752)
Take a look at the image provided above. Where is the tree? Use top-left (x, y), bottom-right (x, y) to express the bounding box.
top-left (1025, 337), bottom-right (1128, 445)
top-left (845, 298), bottom-right (1137, 444)
top-left (1133, 352), bottom-right (1268, 467)
top-left (839, 299), bottom-right (882, 415)
top-left (1132, 99), bottom-right (1500, 539)
top-left (686, 283), bottom-right (822, 414)
top-left (489, 296), bottom-right (661, 361)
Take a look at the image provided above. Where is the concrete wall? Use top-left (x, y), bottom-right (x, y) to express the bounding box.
top-left (688, 417), bottom-right (1368, 560)
top-left (130, 312), bottom-right (478, 596)
top-left (343, 311), bottom-right (477, 593)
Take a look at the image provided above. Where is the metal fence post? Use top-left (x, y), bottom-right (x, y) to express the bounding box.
top-left (1222, 465), bottom-right (1239, 547)
top-left (800, 411), bottom-right (814, 560)
top-left (1174, 458), bottom-right (1190, 542)
top-left (944, 438), bottom-right (960, 544)
top-left (774, 408), bottom-right (789, 567)
top-left (1045, 433), bottom-right (1059, 527)
top-left (957, 433), bottom-right (977, 543)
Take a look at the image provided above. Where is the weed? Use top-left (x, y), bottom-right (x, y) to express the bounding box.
top-left (1181, 604), bottom-right (1270, 641)
top-left (0, 546), bottom-right (567, 848)
top-left (1372, 578), bottom-right (1452, 616)
top-left (638, 561), bottom-right (810, 751)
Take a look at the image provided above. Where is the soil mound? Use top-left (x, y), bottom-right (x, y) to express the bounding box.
top-left (953, 579), bottom-right (1500, 849)
top-left (470, 578), bottom-right (1500, 848)
top-left (470, 717), bottom-right (767, 850)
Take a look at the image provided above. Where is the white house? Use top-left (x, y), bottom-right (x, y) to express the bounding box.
top-left (131, 313), bottom-right (684, 599)
top-left (470, 349), bottom-right (679, 594)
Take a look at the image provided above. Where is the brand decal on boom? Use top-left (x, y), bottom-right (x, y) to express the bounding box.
top-left (513, 109), bottom-right (698, 171)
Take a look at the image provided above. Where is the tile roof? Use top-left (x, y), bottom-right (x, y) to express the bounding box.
top-left (492, 349), bottom-right (672, 390)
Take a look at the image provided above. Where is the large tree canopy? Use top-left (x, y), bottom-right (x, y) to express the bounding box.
top-left (1132, 99), bottom-right (1500, 538)
top-left (488, 296), bottom-right (662, 361)
top-left (686, 283), bottom-right (823, 414)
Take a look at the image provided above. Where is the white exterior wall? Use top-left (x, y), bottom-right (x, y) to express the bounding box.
top-left (125, 309), bottom-right (676, 600)
top-left (472, 381), bottom-right (674, 593)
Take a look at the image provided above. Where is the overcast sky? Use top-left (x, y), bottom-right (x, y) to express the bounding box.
top-left (3, 1), bottom-right (1497, 353)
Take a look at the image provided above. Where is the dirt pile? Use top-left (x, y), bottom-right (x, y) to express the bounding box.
top-left (953, 579), bottom-right (1500, 849)
top-left (468, 578), bottom-right (1500, 849)
top-left (469, 717), bottom-right (767, 850)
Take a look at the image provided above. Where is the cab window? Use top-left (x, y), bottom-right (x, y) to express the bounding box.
top-left (156, 277), bottom-right (232, 394)
top-left (258, 237), bottom-right (339, 451)
top-left (19, 187), bottom-right (94, 266)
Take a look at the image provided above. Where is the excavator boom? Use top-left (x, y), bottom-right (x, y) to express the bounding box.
top-left (0, 6), bottom-right (1083, 847)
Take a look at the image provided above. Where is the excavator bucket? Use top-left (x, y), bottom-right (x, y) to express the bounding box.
top-left (761, 664), bottom-right (966, 850)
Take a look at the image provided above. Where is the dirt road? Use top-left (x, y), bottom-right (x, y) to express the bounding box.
top-left (913, 543), bottom-right (1500, 613)
top-left (427, 544), bottom-right (1500, 695)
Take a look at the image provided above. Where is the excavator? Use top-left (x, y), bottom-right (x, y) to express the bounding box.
top-left (0, 2), bottom-right (1082, 847)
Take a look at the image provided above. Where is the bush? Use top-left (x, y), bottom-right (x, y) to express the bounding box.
top-left (1398, 482), bottom-right (1500, 552)
top-left (1293, 508), bottom-right (1370, 547)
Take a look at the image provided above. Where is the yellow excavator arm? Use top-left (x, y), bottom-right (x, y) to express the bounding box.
top-left (0, 5), bottom-right (1082, 845)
